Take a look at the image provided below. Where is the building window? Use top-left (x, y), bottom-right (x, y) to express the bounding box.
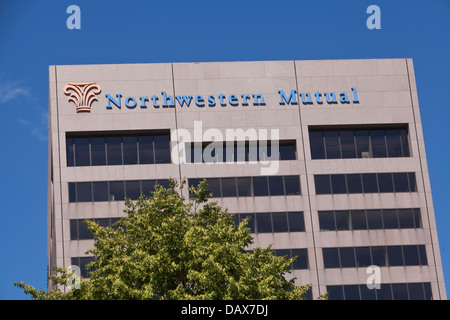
top-left (186, 140), bottom-right (297, 163)
top-left (70, 256), bottom-right (96, 278)
top-left (273, 248), bottom-right (309, 270)
top-left (68, 179), bottom-right (171, 203)
top-left (309, 126), bottom-right (410, 159)
top-left (66, 131), bottom-right (171, 167)
top-left (314, 172), bottom-right (417, 195)
top-left (188, 175), bottom-right (301, 198)
top-left (322, 245), bottom-right (428, 269)
top-left (319, 208), bottom-right (421, 231)
top-left (234, 211), bottom-right (305, 234)
top-left (327, 282), bottom-right (432, 300)
top-left (70, 218), bottom-right (121, 240)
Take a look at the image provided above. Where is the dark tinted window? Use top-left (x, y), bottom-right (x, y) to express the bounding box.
top-left (256, 213), bottom-right (272, 233)
top-left (205, 178), bottom-right (221, 198)
top-left (362, 174), bottom-right (378, 193)
top-left (367, 209), bottom-right (383, 229)
top-left (323, 248), bottom-right (340, 268)
top-left (77, 182), bottom-right (92, 202)
top-left (309, 131), bottom-right (325, 159)
top-left (66, 138), bottom-right (74, 166)
top-left (90, 137), bottom-right (106, 166)
top-left (253, 177), bottom-right (269, 196)
top-left (378, 173), bottom-right (394, 193)
top-left (382, 209), bottom-right (398, 229)
top-left (350, 210), bottom-right (367, 230)
top-left (355, 247), bottom-right (371, 267)
top-left (93, 181), bottom-right (108, 201)
top-left (272, 212), bottom-right (288, 232)
top-left (331, 174), bottom-right (347, 194)
top-left (371, 246), bottom-right (387, 267)
top-left (142, 180), bottom-right (156, 197)
top-left (237, 177), bottom-right (252, 197)
top-left (125, 180), bottom-right (141, 200)
top-left (122, 136), bottom-right (138, 165)
top-left (335, 210), bottom-right (349, 230)
top-left (138, 136), bottom-right (154, 164)
top-left (324, 131), bottom-right (340, 159)
top-left (319, 211), bottom-right (335, 231)
top-left (292, 249), bottom-right (308, 269)
top-left (339, 247), bottom-right (356, 268)
top-left (288, 212), bottom-right (305, 232)
top-left (279, 142), bottom-right (296, 160)
top-left (106, 137), bottom-right (122, 165)
top-left (393, 172), bottom-right (409, 192)
top-left (387, 246), bottom-right (404, 266)
top-left (340, 130), bottom-right (356, 158)
top-left (268, 176), bottom-right (284, 196)
top-left (371, 130), bottom-right (387, 158)
top-left (154, 135), bottom-right (171, 163)
top-left (284, 175), bottom-right (301, 195)
top-left (221, 177), bottom-right (237, 197)
top-left (74, 137), bottom-right (90, 166)
top-left (109, 181), bottom-right (124, 201)
top-left (240, 213), bottom-right (255, 233)
top-left (310, 127), bottom-right (410, 159)
top-left (347, 174), bottom-right (363, 193)
top-left (315, 175), bottom-right (331, 194)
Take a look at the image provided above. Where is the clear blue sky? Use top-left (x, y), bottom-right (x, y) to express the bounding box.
top-left (0, 0), bottom-right (449, 300)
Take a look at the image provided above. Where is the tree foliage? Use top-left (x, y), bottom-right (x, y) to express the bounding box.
top-left (15, 180), bottom-right (325, 300)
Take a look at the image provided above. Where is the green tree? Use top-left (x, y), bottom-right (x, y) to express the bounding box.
top-left (15, 180), bottom-right (326, 300)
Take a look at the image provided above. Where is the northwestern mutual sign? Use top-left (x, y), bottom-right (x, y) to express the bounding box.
top-left (104, 88), bottom-right (359, 110)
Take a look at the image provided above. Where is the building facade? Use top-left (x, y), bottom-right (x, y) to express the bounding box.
top-left (48, 59), bottom-right (446, 299)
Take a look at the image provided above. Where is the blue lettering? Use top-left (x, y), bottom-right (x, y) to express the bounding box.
top-left (151, 95), bottom-right (159, 108)
top-left (340, 92), bottom-right (350, 103)
top-left (218, 94), bottom-right (226, 106)
top-left (324, 92), bottom-right (337, 104)
top-left (241, 94), bottom-right (250, 106)
top-left (229, 94), bottom-right (238, 106)
top-left (208, 95), bottom-right (216, 107)
top-left (195, 95), bottom-right (204, 107)
top-left (125, 97), bottom-right (137, 108)
top-left (106, 94), bottom-right (122, 109)
top-left (351, 87), bottom-right (359, 103)
top-left (175, 95), bottom-right (193, 107)
top-left (139, 96), bottom-right (149, 108)
top-left (161, 91), bottom-right (175, 108)
top-left (299, 93), bottom-right (313, 104)
top-left (278, 90), bottom-right (297, 105)
top-left (315, 91), bottom-right (323, 104)
top-left (252, 94), bottom-right (265, 105)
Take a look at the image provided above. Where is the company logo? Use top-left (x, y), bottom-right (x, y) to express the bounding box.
top-left (64, 82), bottom-right (102, 113)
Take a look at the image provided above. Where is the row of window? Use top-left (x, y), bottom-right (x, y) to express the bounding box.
top-left (188, 175), bottom-right (301, 198)
top-left (309, 127), bottom-right (410, 159)
top-left (319, 208), bottom-right (422, 231)
top-left (234, 211), bottom-right (305, 233)
top-left (71, 248), bottom-right (308, 278)
top-left (68, 179), bottom-right (171, 203)
top-left (314, 172), bottom-right (417, 195)
top-left (272, 248), bottom-right (308, 270)
top-left (70, 218), bottom-right (121, 240)
top-left (322, 245), bottom-right (427, 269)
top-left (186, 140), bottom-right (297, 163)
top-left (69, 207), bottom-right (420, 240)
top-left (71, 245), bottom-right (428, 274)
top-left (327, 282), bottom-right (432, 300)
top-left (65, 125), bottom-right (413, 167)
top-left (66, 133), bottom-right (171, 167)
